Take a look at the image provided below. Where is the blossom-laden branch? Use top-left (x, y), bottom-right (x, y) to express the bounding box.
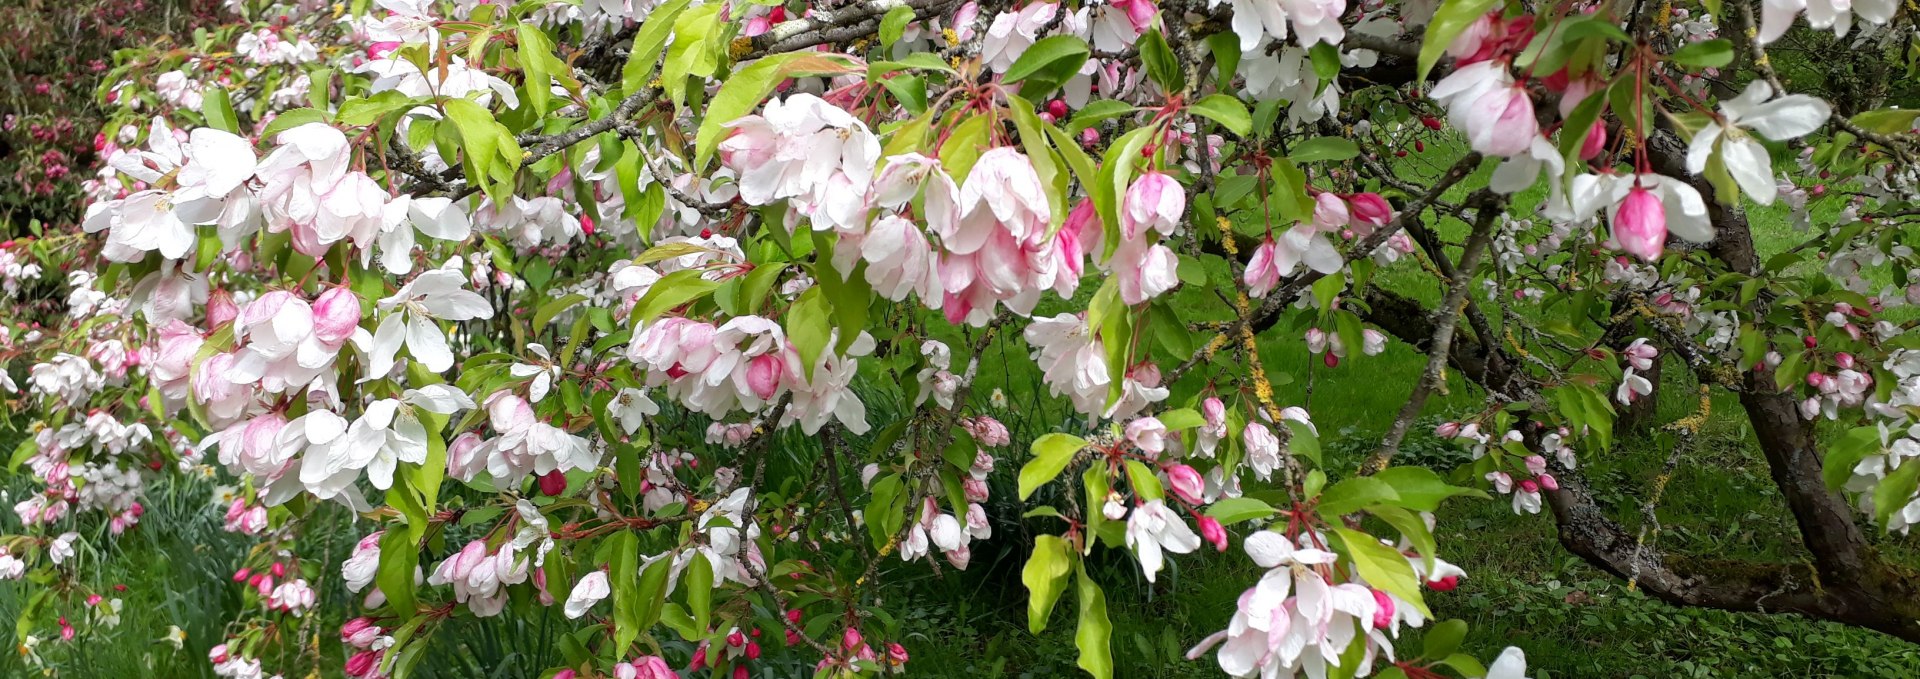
top-left (12, 0), bottom-right (1920, 677)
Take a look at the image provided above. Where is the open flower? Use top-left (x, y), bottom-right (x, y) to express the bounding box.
top-left (368, 268), bottom-right (495, 377)
top-left (1429, 61), bottom-right (1536, 158)
top-left (1125, 499), bottom-right (1201, 582)
top-left (1686, 82), bottom-right (1829, 205)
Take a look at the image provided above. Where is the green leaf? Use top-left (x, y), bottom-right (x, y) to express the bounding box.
top-left (1850, 108), bottom-right (1920, 135)
top-left (1423, 619), bottom-right (1469, 659)
top-left (785, 286), bottom-right (833, 382)
top-left (865, 473), bottom-right (908, 549)
top-left (1439, 653), bottom-right (1488, 677)
top-left (201, 88), bottom-right (239, 134)
top-left (1023, 535), bottom-right (1073, 633)
top-left (1074, 565), bottom-right (1114, 679)
top-left (1157, 408), bottom-right (1205, 431)
top-left (609, 532), bottom-right (642, 651)
top-left (879, 74), bottom-right (929, 114)
top-left (1096, 127), bottom-right (1155, 259)
top-left (516, 22), bottom-right (560, 115)
top-left (1065, 99), bottom-right (1140, 133)
top-left (1082, 466), bottom-right (1109, 554)
top-left (1008, 95), bottom-right (1067, 230)
top-left (694, 52), bottom-right (863, 170)
top-left (812, 238), bottom-right (874, 353)
top-left (1003, 35), bottom-right (1091, 99)
top-left (1669, 39), bottom-right (1734, 69)
top-left (1557, 89), bottom-right (1608, 169)
top-left (939, 114), bottom-right (993, 182)
top-left (1020, 433), bottom-right (1089, 500)
top-left (1289, 137), bottom-right (1360, 163)
top-left (1205, 33), bottom-right (1242, 90)
top-left (1136, 29), bottom-right (1183, 93)
top-left (869, 52), bottom-right (958, 76)
top-left (878, 4), bottom-right (915, 46)
top-left (661, 3), bottom-right (724, 107)
top-left (1317, 476), bottom-right (1399, 517)
top-left (1419, 0), bottom-right (1501, 82)
top-left (260, 107), bottom-right (329, 139)
top-left (533, 293), bottom-right (589, 335)
top-left (1206, 497), bottom-right (1277, 524)
top-left (1369, 505), bottom-right (1437, 573)
top-left (377, 530), bottom-right (420, 617)
top-left (621, 0), bottom-right (690, 93)
top-left (686, 550), bottom-right (714, 632)
top-left (1372, 466), bottom-right (1488, 511)
top-left (1335, 526), bottom-right (1430, 617)
top-left (1308, 43), bottom-right (1341, 90)
top-left (1189, 94), bottom-right (1252, 137)
top-left (1824, 427), bottom-right (1882, 491)
top-left (8, 438), bottom-right (36, 473)
top-left (1874, 461), bottom-right (1920, 529)
top-left (1125, 460), bottom-right (1164, 502)
top-left (631, 269), bottom-right (721, 323)
top-left (1560, 16), bottom-right (1632, 43)
top-left (1284, 419), bottom-right (1322, 466)
top-left (442, 98), bottom-right (521, 202)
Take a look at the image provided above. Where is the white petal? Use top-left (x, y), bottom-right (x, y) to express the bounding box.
top-left (407, 313), bottom-right (454, 372)
top-left (1740, 94), bottom-right (1831, 140)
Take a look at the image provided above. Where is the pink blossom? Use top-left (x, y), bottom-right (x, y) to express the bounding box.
top-left (1121, 171), bottom-right (1184, 240)
top-left (1196, 515), bottom-right (1228, 552)
top-left (746, 354), bottom-right (784, 400)
top-left (311, 287), bottom-right (363, 346)
top-left (1166, 464), bottom-right (1205, 505)
top-left (1614, 185), bottom-right (1667, 261)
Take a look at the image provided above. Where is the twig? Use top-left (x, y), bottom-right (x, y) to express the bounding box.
top-left (1360, 193), bottom-right (1504, 475)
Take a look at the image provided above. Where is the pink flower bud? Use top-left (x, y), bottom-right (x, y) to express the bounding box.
top-left (888, 642), bottom-right (910, 664)
top-left (1580, 119), bottom-right (1607, 160)
top-left (312, 287), bottom-right (363, 345)
top-left (746, 640), bottom-right (762, 659)
top-left (1615, 186), bottom-right (1668, 262)
top-left (1518, 479), bottom-right (1540, 494)
top-left (746, 353), bottom-right (784, 400)
top-left (842, 627), bottom-right (864, 650)
top-left (1836, 352), bottom-right (1855, 370)
top-left (1312, 192), bottom-right (1350, 232)
top-left (1197, 515), bottom-right (1228, 552)
top-left (539, 470), bottom-right (568, 496)
top-left (1370, 589), bottom-right (1396, 629)
top-left (786, 608), bottom-right (803, 623)
top-left (1166, 464), bottom-right (1205, 505)
top-left (345, 650), bottom-right (380, 677)
top-left (1428, 575), bottom-right (1460, 591)
top-left (1435, 422), bottom-right (1461, 438)
top-left (1345, 193), bottom-right (1392, 229)
top-left (206, 290), bottom-right (239, 327)
top-left (1121, 171), bottom-right (1184, 240)
top-left (1538, 473), bottom-right (1559, 491)
top-left (728, 630), bottom-right (747, 647)
top-left (271, 562), bottom-right (287, 578)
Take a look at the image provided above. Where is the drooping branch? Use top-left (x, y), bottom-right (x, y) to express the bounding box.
top-left (1359, 192), bottom-right (1505, 475)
